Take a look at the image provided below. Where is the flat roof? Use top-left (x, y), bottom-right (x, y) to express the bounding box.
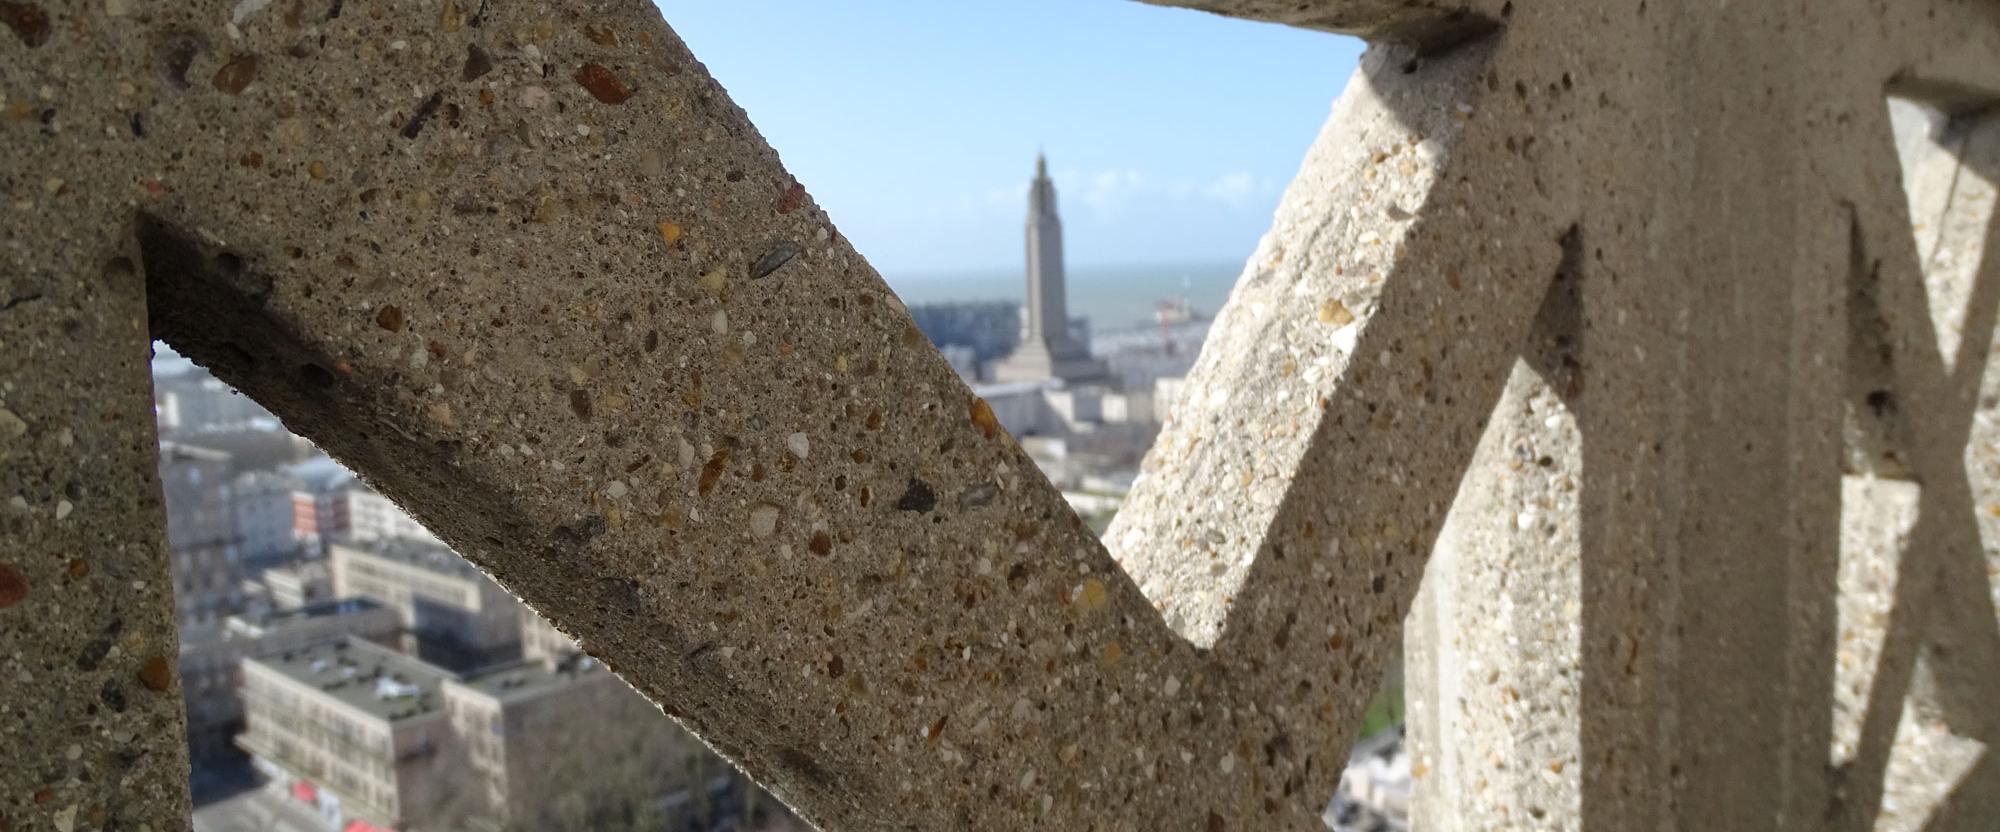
top-left (259, 559), bottom-right (329, 581)
top-left (331, 539), bottom-right (485, 581)
top-left (157, 440), bottom-right (233, 463)
top-left (247, 637), bottom-right (455, 723)
top-left (232, 597), bottom-right (385, 633)
top-left (451, 654), bottom-right (605, 706)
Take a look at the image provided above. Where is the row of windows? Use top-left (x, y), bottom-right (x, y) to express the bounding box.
top-left (252, 727), bottom-right (402, 815)
top-left (343, 559), bottom-right (480, 613)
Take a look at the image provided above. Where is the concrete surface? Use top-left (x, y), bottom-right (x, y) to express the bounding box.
top-left (1, 0), bottom-right (1998, 830)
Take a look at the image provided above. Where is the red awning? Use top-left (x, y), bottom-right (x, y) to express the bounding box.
top-left (289, 781), bottom-right (317, 803)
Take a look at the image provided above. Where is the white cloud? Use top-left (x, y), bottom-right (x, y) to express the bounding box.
top-left (1076, 168), bottom-right (1148, 217)
top-left (1203, 172), bottom-right (1260, 208)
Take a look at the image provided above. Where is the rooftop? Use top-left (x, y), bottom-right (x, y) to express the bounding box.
top-left (248, 637), bottom-right (455, 722)
top-left (229, 597), bottom-right (385, 637)
top-left (331, 538), bottom-right (486, 582)
top-left (450, 653), bottom-right (605, 706)
top-left (156, 440), bottom-right (233, 464)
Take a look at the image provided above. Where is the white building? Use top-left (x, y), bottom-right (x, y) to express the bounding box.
top-left (179, 598), bottom-right (399, 762)
top-left (326, 488), bottom-right (441, 546)
top-left (258, 559), bottom-right (333, 610)
top-left (238, 638), bottom-right (458, 831)
top-left (330, 541), bottom-right (522, 670)
top-left (154, 366), bottom-right (278, 435)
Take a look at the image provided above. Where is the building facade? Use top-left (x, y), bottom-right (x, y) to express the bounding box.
top-left (517, 606), bottom-right (578, 667)
top-left (330, 541), bottom-right (523, 670)
top-left (233, 471), bottom-right (320, 563)
top-left (259, 559), bottom-right (334, 611)
top-left (159, 441), bottom-right (242, 622)
top-left (237, 639), bottom-right (457, 831)
top-left (324, 487), bottom-right (442, 547)
top-left (439, 654), bottom-right (628, 828)
top-left (179, 599), bottom-right (400, 762)
top-left (153, 366), bottom-right (278, 436)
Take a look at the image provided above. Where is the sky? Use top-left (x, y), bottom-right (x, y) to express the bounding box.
top-left (658, 2), bottom-right (1364, 278)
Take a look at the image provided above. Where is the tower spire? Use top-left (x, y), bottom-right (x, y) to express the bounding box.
top-left (990, 149), bottom-right (1106, 384)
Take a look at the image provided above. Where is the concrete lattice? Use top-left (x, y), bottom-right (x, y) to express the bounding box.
top-left (2, 0), bottom-right (1998, 829)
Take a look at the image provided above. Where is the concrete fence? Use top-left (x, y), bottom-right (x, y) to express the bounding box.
top-left (2, 0), bottom-right (1996, 829)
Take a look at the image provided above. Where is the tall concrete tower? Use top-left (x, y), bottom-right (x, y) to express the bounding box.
top-left (991, 154), bottom-right (1107, 384)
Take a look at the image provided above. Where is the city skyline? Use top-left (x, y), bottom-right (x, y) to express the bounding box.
top-left (660, 1), bottom-right (1363, 274)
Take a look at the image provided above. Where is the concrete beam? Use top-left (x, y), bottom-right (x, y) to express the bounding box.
top-left (1136, 0), bottom-right (1508, 53)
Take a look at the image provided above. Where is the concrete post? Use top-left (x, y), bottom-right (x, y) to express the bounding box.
top-left (1, 228), bottom-right (192, 827)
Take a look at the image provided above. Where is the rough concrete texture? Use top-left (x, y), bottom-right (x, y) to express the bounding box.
top-left (1, 34), bottom-right (194, 832)
top-left (0, 273), bottom-right (192, 831)
top-left (1408, 289), bottom-right (1584, 829)
top-left (1827, 88), bottom-right (2000, 830)
top-left (2, 0), bottom-right (1999, 831)
top-left (1120, 0), bottom-right (2000, 830)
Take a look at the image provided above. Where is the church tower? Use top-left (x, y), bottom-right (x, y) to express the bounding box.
top-left (991, 154), bottom-right (1108, 384)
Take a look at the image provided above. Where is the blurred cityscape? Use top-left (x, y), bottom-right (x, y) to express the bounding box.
top-left (161, 155), bottom-right (1407, 832)
top-left (160, 359), bottom-right (809, 832)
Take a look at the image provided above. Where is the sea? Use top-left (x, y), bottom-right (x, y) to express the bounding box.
top-left (883, 261), bottom-right (1245, 334)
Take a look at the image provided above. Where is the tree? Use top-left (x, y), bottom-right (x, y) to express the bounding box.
top-left (425, 672), bottom-right (797, 832)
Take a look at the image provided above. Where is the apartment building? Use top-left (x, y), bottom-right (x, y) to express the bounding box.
top-left (329, 541), bottom-right (522, 670)
top-left (238, 639), bottom-right (457, 831)
top-left (439, 653), bottom-right (633, 828)
top-left (324, 487), bottom-right (441, 546)
top-left (153, 365), bottom-right (277, 435)
top-left (179, 599), bottom-right (400, 762)
top-left (259, 559), bottom-right (333, 611)
top-left (233, 470), bottom-right (320, 562)
top-left (159, 441), bottom-right (241, 622)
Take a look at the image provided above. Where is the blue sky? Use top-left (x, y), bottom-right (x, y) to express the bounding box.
top-left (659, 2), bottom-right (1363, 277)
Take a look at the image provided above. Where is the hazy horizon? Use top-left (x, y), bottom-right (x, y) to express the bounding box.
top-left (885, 259), bottom-right (1243, 332)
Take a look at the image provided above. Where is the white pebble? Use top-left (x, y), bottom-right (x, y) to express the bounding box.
top-left (786, 432), bottom-right (810, 460)
top-left (748, 504), bottom-right (780, 538)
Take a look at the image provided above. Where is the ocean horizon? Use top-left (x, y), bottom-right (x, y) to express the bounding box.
top-left (883, 260), bottom-right (1246, 333)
